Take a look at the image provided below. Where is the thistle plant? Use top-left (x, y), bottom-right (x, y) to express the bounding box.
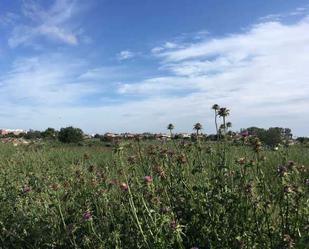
top-left (0, 105), bottom-right (308, 249)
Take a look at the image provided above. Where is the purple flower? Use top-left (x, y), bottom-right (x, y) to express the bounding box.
top-left (144, 175), bottom-right (152, 183)
top-left (22, 185), bottom-right (31, 194)
top-left (83, 211), bottom-right (92, 221)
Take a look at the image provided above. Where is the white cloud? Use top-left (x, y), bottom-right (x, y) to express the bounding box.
top-left (117, 15), bottom-right (309, 136)
top-left (117, 50), bottom-right (135, 60)
top-left (1, 7), bottom-right (309, 136)
top-left (151, 41), bottom-right (180, 54)
top-left (0, 54), bottom-right (99, 106)
top-left (259, 5), bottom-right (309, 21)
top-left (7, 0), bottom-right (82, 48)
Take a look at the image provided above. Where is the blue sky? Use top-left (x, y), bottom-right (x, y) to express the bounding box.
top-left (0, 0), bottom-right (309, 135)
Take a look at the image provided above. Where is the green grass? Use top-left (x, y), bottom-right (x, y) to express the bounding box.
top-left (0, 140), bottom-right (308, 248)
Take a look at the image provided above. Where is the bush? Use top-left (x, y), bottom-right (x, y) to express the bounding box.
top-left (24, 130), bottom-right (42, 139)
top-left (42, 128), bottom-right (58, 139)
top-left (58, 126), bottom-right (83, 143)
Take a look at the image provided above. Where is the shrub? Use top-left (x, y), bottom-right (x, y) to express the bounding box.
top-left (58, 126), bottom-right (83, 143)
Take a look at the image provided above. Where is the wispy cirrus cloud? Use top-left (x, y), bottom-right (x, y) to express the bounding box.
top-left (5, 0), bottom-right (85, 48)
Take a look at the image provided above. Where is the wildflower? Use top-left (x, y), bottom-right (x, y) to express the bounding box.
top-left (287, 161), bottom-right (295, 170)
top-left (236, 157), bottom-right (246, 165)
top-left (83, 211), bottom-right (92, 221)
top-left (88, 165), bottom-right (95, 172)
top-left (160, 149), bottom-right (168, 156)
top-left (51, 183), bottom-right (60, 191)
top-left (120, 182), bottom-right (128, 191)
top-left (127, 155), bottom-right (137, 164)
top-left (253, 138), bottom-right (262, 152)
top-left (63, 181), bottom-right (70, 189)
top-left (170, 220), bottom-right (177, 230)
top-left (283, 234), bottom-right (293, 248)
top-left (177, 154), bottom-right (187, 164)
top-left (244, 183), bottom-right (253, 195)
top-left (284, 185), bottom-right (293, 194)
top-left (277, 165), bottom-right (288, 177)
top-left (22, 185), bottom-right (31, 194)
top-left (83, 153), bottom-right (90, 160)
top-left (75, 170), bottom-right (82, 178)
top-left (144, 175), bottom-right (152, 183)
top-left (154, 165), bottom-right (166, 179)
top-left (167, 149), bottom-right (175, 157)
top-left (297, 164), bottom-right (307, 173)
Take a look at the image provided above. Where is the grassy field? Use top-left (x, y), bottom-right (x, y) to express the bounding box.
top-left (0, 139), bottom-right (308, 248)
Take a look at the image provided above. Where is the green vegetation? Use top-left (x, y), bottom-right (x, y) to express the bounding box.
top-left (0, 106), bottom-right (308, 248)
top-left (0, 139), bottom-right (308, 248)
top-left (58, 126), bottom-right (84, 144)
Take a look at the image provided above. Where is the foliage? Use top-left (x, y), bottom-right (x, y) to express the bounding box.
top-left (58, 126), bottom-right (84, 143)
top-left (41, 128), bottom-right (58, 139)
top-left (246, 126), bottom-right (293, 147)
top-left (297, 137), bottom-right (309, 144)
top-left (24, 130), bottom-right (42, 139)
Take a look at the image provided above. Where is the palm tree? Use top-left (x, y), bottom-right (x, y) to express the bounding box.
top-left (218, 107), bottom-right (230, 135)
top-left (167, 123), bottom-right (174, 138)
top-left (212, 104), bottom-right (220, 136)
top-left (193, 123), bottom-right (202, 136)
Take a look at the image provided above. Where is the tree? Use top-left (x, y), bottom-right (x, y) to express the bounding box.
top-left (58, 126), bottom-right (83, 143)
top-left (42, 128), bottom-right (57, 139)
top-left (262, 128), bottom-right (282, 146)
top-left (193, 123), bottom-right (202, 136)
top-left (218, 107), bottom-right (230, 135)
top-left (167, 123), bottom-right (174, 138)
top-left (212, 104), bottom-right (220, 136)
top-left (296, 137), bottom-right (309, 144)
top-left (24, 130), bottom-right (42, 139)
top-left (244, 126), bottom-right (289, 147)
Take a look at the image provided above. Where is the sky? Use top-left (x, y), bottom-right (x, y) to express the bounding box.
top-left (0, 0), bottom-right (309, 136)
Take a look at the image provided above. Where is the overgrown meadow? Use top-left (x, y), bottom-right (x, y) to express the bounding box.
top-left (0, 136), bottom-right (308, 248)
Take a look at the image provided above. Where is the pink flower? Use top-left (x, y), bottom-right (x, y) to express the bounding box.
top-left (144, 175), bottom-right (152, 183)
top-left (83, 211), bottom-right (92, 221)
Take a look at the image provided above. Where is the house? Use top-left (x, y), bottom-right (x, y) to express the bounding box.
top-left (0, 128), bottom-right (26, 136)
